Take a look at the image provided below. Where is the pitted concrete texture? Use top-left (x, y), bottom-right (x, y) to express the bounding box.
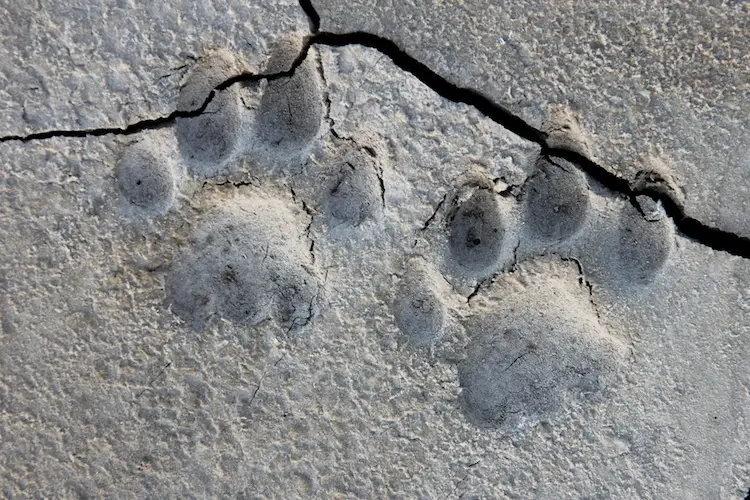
top-left (0, 0), bottom-right (307, 136)
top-left (314, 0), bottom-right (750, 238)
top-left (1, 1), bottom-right (749, 498)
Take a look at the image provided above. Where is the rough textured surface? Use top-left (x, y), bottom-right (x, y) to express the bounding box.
top-left (255, 34), bottom-right (324, 157)
top-left (460, 259), bottom-right (627, 429)
top-left (314, 0), bottom-right (750, 238)
top-left (1, 1), bottom-right (749, 498)
top-left (0, 0), bottom-right (308, 136)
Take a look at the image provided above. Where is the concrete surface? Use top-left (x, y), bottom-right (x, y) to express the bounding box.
top-left (314, 0), bottom-right (750, 238)
top-left (0, 0), bottom-right (748, 498)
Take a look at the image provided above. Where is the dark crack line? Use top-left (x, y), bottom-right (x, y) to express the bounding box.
top-left (420, 193), bottom-right (447, 231)
top-left (299, 2), bottom-right (750, 259)
top-left (0, 44), bottom-right (317, 144)
top-left (503, 352), bottom-right (527, 373)
top-left (376, 167), bottom-right (386, 208)
top-left (136, 361), bottom-right (172, 397)
top-left (466, 277), bottom-right (491, 303)
top-left (299, 0), bottom-right (321, 33)
top-left (2, 1), bottom-right (748, 260)
top-left (315, 50), bottom-right (336, 134)
top-left (290, 187), bottom-right (317, 265)
top-left (562, 256), bottom-right (601, 320)
top-left (309, 30), bottom-right (750, 259)
top-left (311, 31), bottom-right (544, 146)
top-left (544, 149), bottom-right (750, 258)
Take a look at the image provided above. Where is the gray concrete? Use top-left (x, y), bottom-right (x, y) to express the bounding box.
top-left (314, 0), bottom-right (750, 237)
top-left (1, 1), bottom-right (748, 498)
top-left (0, 0), bottom-right (308, 136)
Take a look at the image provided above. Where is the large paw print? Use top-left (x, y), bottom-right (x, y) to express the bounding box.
top-left (394, 155), bottom-right (675, 429)
top-left (457, 260), bottom-right (627, 429)
top-left (165, 191), bottom-right (320, 333)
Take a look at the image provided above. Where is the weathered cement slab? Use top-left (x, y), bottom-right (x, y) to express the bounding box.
top-left (0, 0), bottom-right (308, 136)
top-left (0, 1), bottom-right (749, 498)
top-left (314, 0), bottom-right (750, 238)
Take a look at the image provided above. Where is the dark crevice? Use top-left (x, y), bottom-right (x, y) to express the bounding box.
top-left (290, 187), bottom-right (316, 265)
top-left (502, 352), bottom-right (527, 373)
top-left (0, 51), bottom-right (315, 144)
top-left (299, 0), bottom-right (321, 34)
top-left (315, 53), bottom-right (336, 133)
top-left (545, 148), bottom-right (750, 258)
top-left (310, 30), bottom-right (750, 259)
top-left (2, 0), bottom-right (748, 260)
top-left (298, 2), bottom-right (749, 259)
top-left (510, 239), bottom-right (521, 271)
top-left (203, 178), bottom-right (259, 190)
top-left (420, 193), bottom-right (447, 231)
top-left (466, 278), bottom-right (488, 304)
top-left (311, 31), bottom-right (545, 147)
top-left (376, 167), bottom-right (386, 208)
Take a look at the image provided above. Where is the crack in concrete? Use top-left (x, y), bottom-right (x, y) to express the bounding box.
top-left (136, 361), bottom-right (173, 398)
top-left (308, 29), bottom-right (750, 259)
top-left (314, 49), bottom-right (337, 134)
top-left (289, 186), bottom-right (317, 265)
top-left (420, 193), bottom-right (447, 231)
top-left (562, 256), bottom-right (602, 321)
top-left (1, 0), bottom-right (748, 260)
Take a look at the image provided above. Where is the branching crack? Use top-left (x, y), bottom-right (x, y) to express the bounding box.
top-left (2, 0), bottom-right (747, 260)
top-left (299, 0), bottom-right (321, 33)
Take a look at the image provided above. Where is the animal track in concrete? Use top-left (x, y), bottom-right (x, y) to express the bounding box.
top-left (115, 136), bottom-right (178, 217)
top-left (255, 33), bottom-right (324, 157)
top-left (615, 200), bottom-right (674, 285)
top-left (326, 143), bottom-right (384, 228)
top-left (165, 189), bottom-right (320, 333)
top-left (282, 130), bottom-right (388, 234)
top-left (176, 51), bottom-right (243, 175)
top-left (392, 258), bottom-right (448, 347)
top-left (522, 156), bottom-right (590, 244)
top-left (447, 185), bottom-right (506, 277)
top-left (458, 259), bottom-right (628, 429)
top-left (0, 0), bottom-right (743, 439)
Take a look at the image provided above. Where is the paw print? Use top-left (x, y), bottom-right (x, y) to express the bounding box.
top-left (113, 37), bottom-right (676, 430)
